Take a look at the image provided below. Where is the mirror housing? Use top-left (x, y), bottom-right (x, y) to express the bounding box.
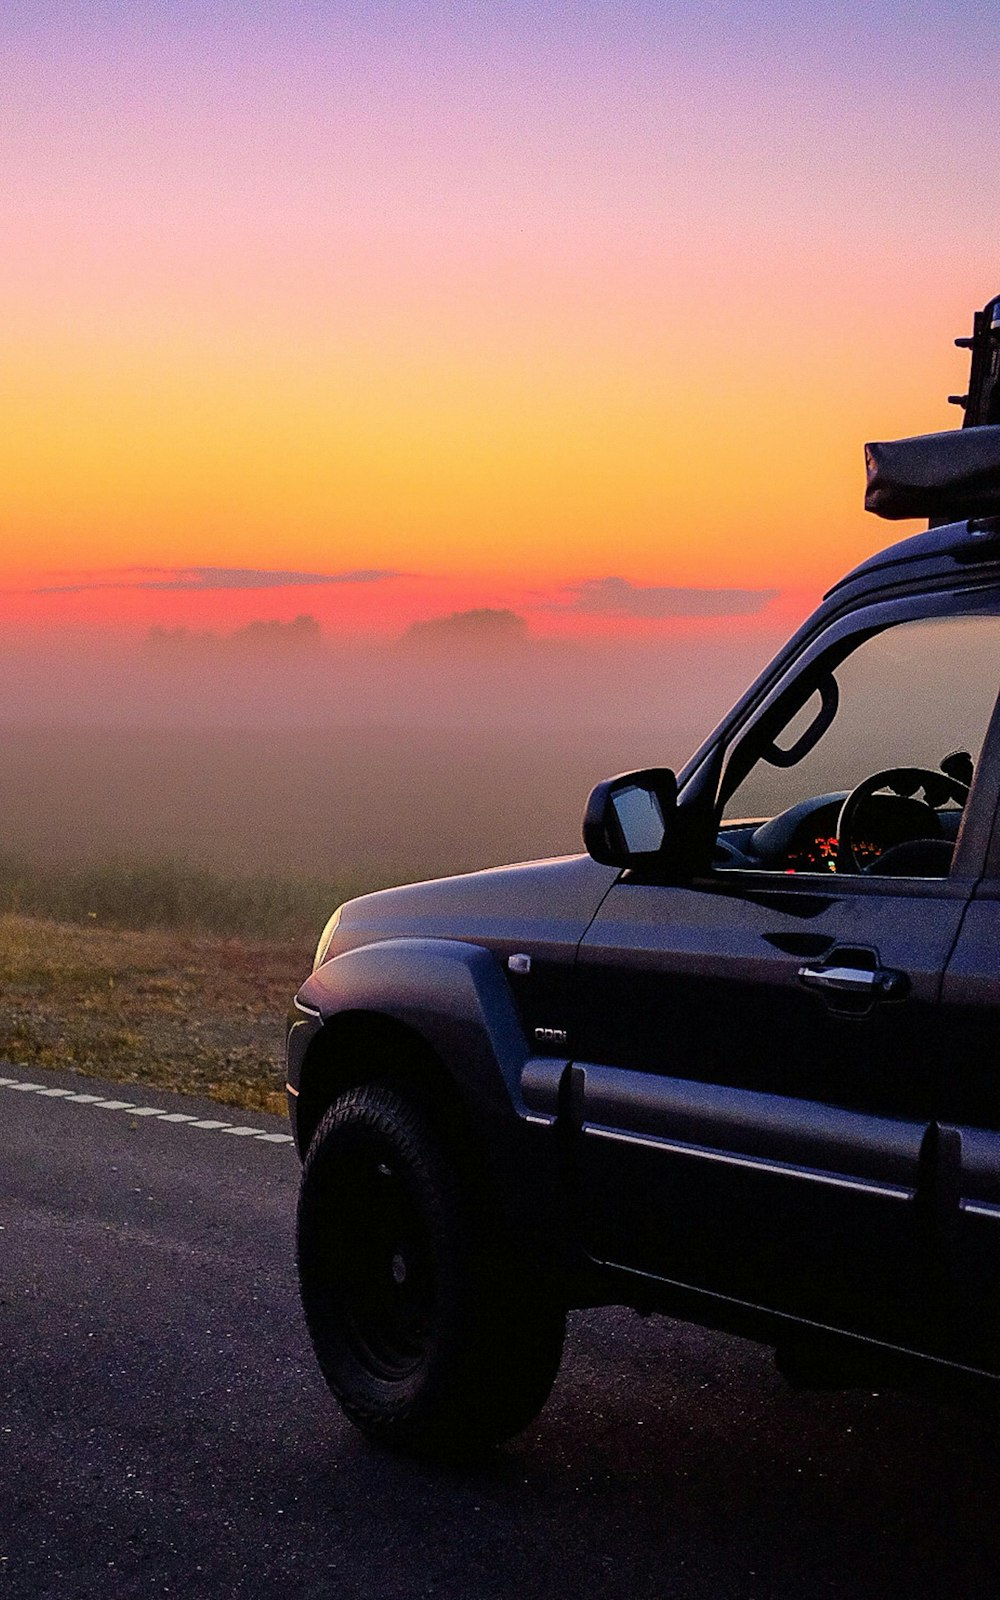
top-left (583, 767), bottom-right (679, 869)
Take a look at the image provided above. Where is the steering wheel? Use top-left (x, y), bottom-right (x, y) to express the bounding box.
top-left (835, 766), bottom-right (969, 874)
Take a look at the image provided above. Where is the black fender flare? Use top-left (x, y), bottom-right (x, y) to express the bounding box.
top-left (288, 938), bottom-right (566, 1240)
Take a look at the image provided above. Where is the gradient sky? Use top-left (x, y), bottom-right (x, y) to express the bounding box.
top-left (2, 0), bottom-right (998, 641)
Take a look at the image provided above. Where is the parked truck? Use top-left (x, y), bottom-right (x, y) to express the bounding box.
top-left (287, 295), bottom-right (1000, 1454)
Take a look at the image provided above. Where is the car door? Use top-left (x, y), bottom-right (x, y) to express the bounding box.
top-left (571, 602), bottom-right (1000, 1348)
top-left (931, 742), bottom-right (1000, 1374)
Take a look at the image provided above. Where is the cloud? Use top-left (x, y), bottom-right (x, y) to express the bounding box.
top-left (553, 576), bottom-right (779, 619)
top-left (26, 566), bottom-right (402, 595)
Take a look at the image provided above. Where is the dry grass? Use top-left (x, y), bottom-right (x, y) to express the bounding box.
top-left (0, 913), bottom-right (311, 1115)
top-left (0, 853), bottom-right (376, 942)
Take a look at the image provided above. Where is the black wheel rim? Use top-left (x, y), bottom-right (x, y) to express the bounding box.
top-left (321, 1143), bottom-right (435, 1382)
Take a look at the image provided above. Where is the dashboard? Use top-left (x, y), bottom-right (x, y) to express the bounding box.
top-left (714, 791), bottom-right (962, 875)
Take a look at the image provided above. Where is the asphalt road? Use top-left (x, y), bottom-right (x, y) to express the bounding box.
top-left (2, 1065), bottom-right (997, 1600)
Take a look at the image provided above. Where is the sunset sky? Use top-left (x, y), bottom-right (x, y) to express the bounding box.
top-left (2, 0), bottom-right (997, 643)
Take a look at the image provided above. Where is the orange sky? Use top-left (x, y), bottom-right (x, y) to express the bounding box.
top-left (2, 2), bottom-right (997, 642)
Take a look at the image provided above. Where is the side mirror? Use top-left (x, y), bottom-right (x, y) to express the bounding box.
top-left (583, 768), bottom-right (679, 868)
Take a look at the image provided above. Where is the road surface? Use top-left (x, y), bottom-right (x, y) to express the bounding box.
top-left (1, 1065), bottom-right (996, 1599)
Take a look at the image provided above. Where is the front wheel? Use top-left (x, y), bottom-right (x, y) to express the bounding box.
top-left (296, 1081), bottom-right (566, 1455)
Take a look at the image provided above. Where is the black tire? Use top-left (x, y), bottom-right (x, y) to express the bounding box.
top-left (296, 1081), bottom-right (566, 1456)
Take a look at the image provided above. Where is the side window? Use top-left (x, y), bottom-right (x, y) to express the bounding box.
top-left (717, 614), bottom-right (1000, 877)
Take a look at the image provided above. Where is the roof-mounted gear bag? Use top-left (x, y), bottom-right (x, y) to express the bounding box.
top-left (865, 425), bottom-right (1000, 521)
top-left (865, 292), bottom-right (1000, 522)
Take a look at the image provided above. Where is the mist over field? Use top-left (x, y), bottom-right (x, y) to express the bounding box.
top-left (3, 603), bottom-right (995, 907)
top-left (0, 617), bottom-right (786, 886)
top-left (0, 612), bottom-right (782, 731)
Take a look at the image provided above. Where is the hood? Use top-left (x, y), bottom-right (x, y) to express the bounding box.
top-left (324, 853), bottom-right (618, 965)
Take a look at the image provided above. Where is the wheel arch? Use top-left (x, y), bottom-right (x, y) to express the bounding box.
top-left (295, 1007), bottom-right (464, 1161)
top-left (288, 937), bottom-right (563, 1244)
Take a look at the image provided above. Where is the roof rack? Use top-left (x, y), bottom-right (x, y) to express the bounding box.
top-left (950, 292), bottom-right (1000, 427)
top-left (865, 292), bottom-right (1000, 523)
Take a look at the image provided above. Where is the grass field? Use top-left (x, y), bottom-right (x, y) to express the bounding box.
top-left (0, 853), bottom-right (385, 942)
top-left (0, 852), bottom-right (376, 1116)
top-left (0, 912), bottom-right (308, 1115)
top-left (0, 724), bottom-right (612, 1114)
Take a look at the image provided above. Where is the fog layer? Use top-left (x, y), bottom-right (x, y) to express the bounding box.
top-left (0, 620), bottom-right (786, 878)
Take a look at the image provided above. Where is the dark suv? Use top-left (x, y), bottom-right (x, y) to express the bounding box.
top-left (287, 297), bottom-right (1000, 1454)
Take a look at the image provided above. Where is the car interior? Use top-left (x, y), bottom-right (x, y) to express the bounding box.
top-left (712, 613), bottom-right (1000, 878)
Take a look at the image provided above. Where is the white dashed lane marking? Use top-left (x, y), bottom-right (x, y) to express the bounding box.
top-left (0, 1074), bottom-right (295, 1144)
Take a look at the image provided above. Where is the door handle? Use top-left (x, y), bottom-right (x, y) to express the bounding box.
top-left (797, 964), bottom-right (908, 1000)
